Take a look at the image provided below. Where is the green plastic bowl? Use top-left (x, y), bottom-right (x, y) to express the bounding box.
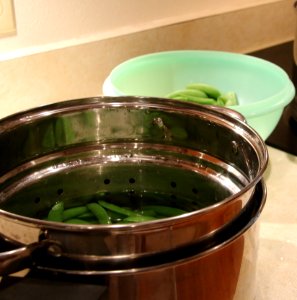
top-left (103, 50), bottom-right (295, 140)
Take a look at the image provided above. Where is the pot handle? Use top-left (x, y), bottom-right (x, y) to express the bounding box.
top-left (0, 237), bottom-right (58, 275)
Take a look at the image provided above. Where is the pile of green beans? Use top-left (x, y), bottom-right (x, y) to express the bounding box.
top-left (166, 83), bottom-right (238, 107)
top-left (46, 200), bottom-right (187, 224)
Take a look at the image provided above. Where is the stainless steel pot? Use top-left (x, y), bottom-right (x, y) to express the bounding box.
top-left (0, 96), bottom-right (268, 299)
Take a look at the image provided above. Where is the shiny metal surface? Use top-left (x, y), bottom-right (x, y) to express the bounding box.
top-left (32, 181), bottom-right (267, 300)
top-left (0, 96), bottom-right (268, 277)
top-left (0, 180), bottom-right (266, 300)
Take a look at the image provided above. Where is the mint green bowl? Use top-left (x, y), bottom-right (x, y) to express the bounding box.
top-left (103, 50), bottom-right (295, 140)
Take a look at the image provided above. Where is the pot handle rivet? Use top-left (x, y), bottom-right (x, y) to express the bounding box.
top-left (46, 243), bottom-right (63, 257)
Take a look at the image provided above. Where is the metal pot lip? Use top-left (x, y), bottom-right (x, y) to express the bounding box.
top-left (0, 96), bottom-right (268, 231)
top-left (0, 95), bottom-right (268, 163)
top-left (0, 95), bottom-right (263, 135)
top-left (0, 95), bottom-right (267, 149)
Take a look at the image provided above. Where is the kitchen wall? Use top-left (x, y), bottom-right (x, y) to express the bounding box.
top-left (0, 0), bottom-right (286, 59)
top-left (0, 0), bottom-right (295, 118)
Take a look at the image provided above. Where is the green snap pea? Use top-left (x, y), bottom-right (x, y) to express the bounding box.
top-left (98, 200), bottom-right (140, 217)
top-left (172, 94), bottom-right (217, 105)
top-left (166, 82), bottom-right (238, 107)
top-left (166, 89), bottom-right (207, 99)
top-left (86, 203), bottom-right (111, 224)
top-left (47, 201), bottom-right (64, 222)
top-left (143, 205), bottom-right (187, 217)
top-left (77, 211), bottom-right (96, 219)
top-left (218, 92), bottom-right (238, 106)
top-left (45, 194), bottom-right (191, 225)
top-left (216, 97), bottom-right (226, 107)
top-left (62, 206), bottom-right (89, 221)
top-left (104, 209), bottom-right (126, 223)
top-left (123, 215), bottom-right (158, 223)
top-left (186, 83), bottom-right (221, 99)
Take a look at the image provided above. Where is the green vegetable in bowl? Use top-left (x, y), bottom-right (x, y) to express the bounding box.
top-left (187, 83), bottom-right (221, 99)
top-left (62, 206), bottom-right (89, 221)
top-left (98, 200), bottom-right (139, 218)
top-left (47, 201), bottom-right (64, 222)
top-left (45, 197), bottom-right (188, 225)
top-left (166, 83), bottom-right (238, 107)
top-left (86, 203), bottom-right (112, 224)
top-left (142, 205), bottom-right (187, 217)
top-left (123, 215), bottom-right (158, 223)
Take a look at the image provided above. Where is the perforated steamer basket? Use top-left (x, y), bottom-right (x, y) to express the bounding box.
top-left (0, 96), bottom-right (267, 299)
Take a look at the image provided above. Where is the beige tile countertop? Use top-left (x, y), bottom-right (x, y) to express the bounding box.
top-left (257, 146), bottom-right (297, 299)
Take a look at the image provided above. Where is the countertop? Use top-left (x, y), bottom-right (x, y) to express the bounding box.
top-left (257, 146), bottom-right (297, 299)
top-left (251, 43), bottom-right (297, 299)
